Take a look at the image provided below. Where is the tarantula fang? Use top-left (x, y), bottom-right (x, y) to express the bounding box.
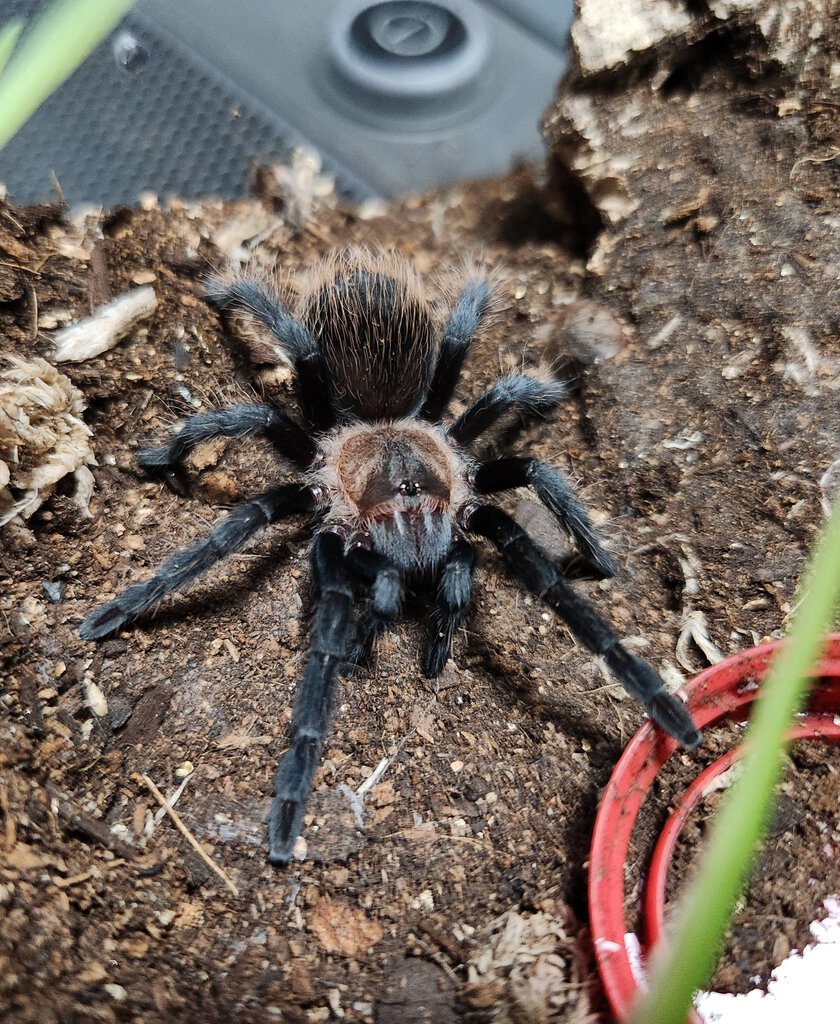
top-left (78, 248), bottom-right (701, 864)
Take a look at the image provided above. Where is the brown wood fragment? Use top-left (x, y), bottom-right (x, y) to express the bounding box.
top-left (416, 920), bottom-right (465, 965)
top-left (0, 226), bottom-right (32, 262)
top-left (309, 897), bottom-right (383, 955)
top-left (0, 783), bottom-right (16, 851)
top-left (18, 666), bottom-right (46, 734)
top-left (51, 791), bottom-right (136, 860)
top-left (87, 238), bottom-right (112, 311)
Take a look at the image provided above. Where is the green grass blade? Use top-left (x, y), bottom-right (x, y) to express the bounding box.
top-left (0, 0), bottom-right (135, 152)
top-left (630, 496), bottom-right (840, 1024)
top-left (0, 19), bottom-right (24, 77)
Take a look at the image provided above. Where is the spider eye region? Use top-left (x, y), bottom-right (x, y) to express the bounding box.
top-left (338, 425), bottom-right (457, 521)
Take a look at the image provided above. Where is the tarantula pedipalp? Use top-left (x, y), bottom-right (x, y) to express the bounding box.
top-left (79, 248), bottom-right (701, 864)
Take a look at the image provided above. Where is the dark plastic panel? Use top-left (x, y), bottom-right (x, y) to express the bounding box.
top-left (0, 0), bottom-right (571, 206)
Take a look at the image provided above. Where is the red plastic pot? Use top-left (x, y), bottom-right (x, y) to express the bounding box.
top-left (589, 634), bottom-right (840, 1022)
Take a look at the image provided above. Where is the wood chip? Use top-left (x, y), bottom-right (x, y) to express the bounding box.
top-left (215, 733), bottom-right (272, 749)
top-left (308, 897), bottom-right (383, 956)
top-left (53, 286), bottom-right (157, 362)
top-left (83, 674), bottom-right (108, 717)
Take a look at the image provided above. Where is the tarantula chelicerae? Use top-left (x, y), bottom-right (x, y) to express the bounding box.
top-left (79, 248), bottom-right (700, 863)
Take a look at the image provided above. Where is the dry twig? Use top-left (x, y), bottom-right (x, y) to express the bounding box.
top-left (139, 773), bottom-right (239, 897)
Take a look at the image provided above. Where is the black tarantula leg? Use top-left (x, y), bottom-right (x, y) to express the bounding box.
top-left (472, 458), bottom-right (619, 579)
top-left (448, 374), bottom-right (568, 448)
top-left (78, 484), bottom-right (318, 641)
top-left (343, 544), bottom-right (403, 671)
top-left (423, 537), bottom-right (476, 678)
top-left (462, 504), bottom-right (701, 748)
top-left (421, 280), bottom-right (491, 421)
top-left (136, 404), bottom-right (317, 475)
top-left (204, 277), bottom-right (336, 433)
top-left (269, 531), bottom-right (356, 863)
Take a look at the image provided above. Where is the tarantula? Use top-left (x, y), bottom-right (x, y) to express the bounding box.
top-left (79, 248), bottom-right (700, 863)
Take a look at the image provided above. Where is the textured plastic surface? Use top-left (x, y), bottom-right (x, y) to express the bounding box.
top-left (483, 0), bottom-right (573, 48)
top-left (588, 635), bottom-right (840, 1022)
top-left (0, 0), bottom-right (373, 206)
top-left (0, 0), bottom-right (570, 206)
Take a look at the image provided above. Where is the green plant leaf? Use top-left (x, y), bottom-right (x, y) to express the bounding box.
top-left (629, 496), bottom-right (840, 1024)
top-left (0, 19), bottom-right (24, 77)
top-left (0, 0), bottom-right (135, 152)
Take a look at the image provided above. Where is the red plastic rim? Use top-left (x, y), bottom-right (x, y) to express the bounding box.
top-left (588, 634), bottom-right (840, 1023)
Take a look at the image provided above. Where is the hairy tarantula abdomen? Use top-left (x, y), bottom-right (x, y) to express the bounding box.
top-left (299, 249), bottom-right (439, 420)
top-left (79, 247), bottom-right (700, 865)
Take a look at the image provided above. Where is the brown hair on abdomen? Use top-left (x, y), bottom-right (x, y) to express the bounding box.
top-left (297, 249), bottom-right (438, 420)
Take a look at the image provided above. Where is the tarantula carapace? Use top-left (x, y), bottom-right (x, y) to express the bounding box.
top-left (79, 248), bottom-right (700, 863)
